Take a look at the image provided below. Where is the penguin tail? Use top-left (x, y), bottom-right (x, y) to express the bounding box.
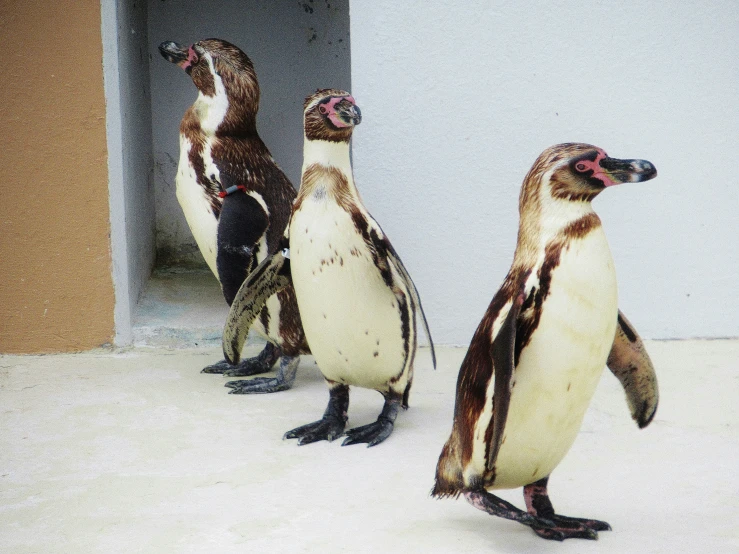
top-left (431, 437), bottom-right (465, 499)
top-left (430, 483), bottom-right (461, 500)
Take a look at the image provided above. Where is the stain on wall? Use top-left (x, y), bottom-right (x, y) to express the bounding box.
top-left (0, 0), bottom-right (115, 353)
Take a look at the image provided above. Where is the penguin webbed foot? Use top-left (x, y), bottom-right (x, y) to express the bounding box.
top-left (341, 419), bottom-right (394, 447)
top-left (523, 477), bottom-right (610, 541)
top-left (342, 393), bottom-right (401, 447)
top-left (530, 515), bottom-right (610, 541)
top-left (201, 359), bottom-right (237, 374)
top-left (284, 384), bottom-right (349, 445)
top-left (283, 416), bottom-right (346, 445)
top-left (226, 376), bottom-right (290, 394)
top-left (201, 342), bottom-right (280, 376)
top-left (225, 355), bottom-right (299, 394)
top-left (202, 358), bottom-right (269, 376)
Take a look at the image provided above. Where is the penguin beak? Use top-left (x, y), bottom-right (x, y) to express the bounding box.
top-left (336, 101), bottom-right (362, 126)
top-left (599, 157), bottom-right (657, 186)
top-left (158, 41), bottom-right (197, 72)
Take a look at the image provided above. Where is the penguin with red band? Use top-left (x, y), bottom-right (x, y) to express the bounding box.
top-left (432, 143), bottom-right (659, 540)
top-left (159, 38), bottom-right (308, 392)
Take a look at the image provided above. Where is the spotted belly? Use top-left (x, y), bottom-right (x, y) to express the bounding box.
top-left (289, 200), bottom-right (409, 392)
top-left (489, 231), bottom-right (618, 489)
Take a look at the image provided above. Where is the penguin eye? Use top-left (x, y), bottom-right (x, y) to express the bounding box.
top-left (575, 162), bottom-right (588, 172)
top-left (319, 105), bottom-right (329, 115)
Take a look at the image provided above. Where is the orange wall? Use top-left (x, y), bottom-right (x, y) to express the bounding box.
top-left (0, 1), bottom-right (115, 353)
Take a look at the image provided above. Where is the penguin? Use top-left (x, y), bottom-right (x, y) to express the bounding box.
top-left (222, 89), bottom-right (436, 446)
top-left (158, 39), bottom-right (309, 393)
top-left (432, 143), bottom-right (659, 540)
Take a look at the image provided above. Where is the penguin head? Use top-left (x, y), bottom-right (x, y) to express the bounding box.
top-left (523, 143), bottom-right (658, 204)
top-left (159, 39), bottom-right (260, 131)
top-left (303, 89), bottom-right (362, 142)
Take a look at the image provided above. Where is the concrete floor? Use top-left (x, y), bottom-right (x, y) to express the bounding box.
top-left (1, 340), bottom-right (738, 553)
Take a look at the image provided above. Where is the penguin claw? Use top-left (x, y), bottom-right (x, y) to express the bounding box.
top-left (283, 417), bottom-right (346, 445)
top-left (223, 359), bottom-right (273, 377)
top-left (202, 343), bottom-right (281, 376)
top-left (341, 419), bottom-right (394, 447)
top-left (222, 354), bottom-right (299, 394)
top-left (201, 359), bottom-right (235, 374)
top-left (531, 524), bottom-right (598, 541)
top-left (529, 515), bottom-right (609, 541)
top-left (201, 357), bottom-right (271, 376)
top-left (225, 377), bottom-right (293, 394)
top-left (556, 516), bottom-right (611, 532)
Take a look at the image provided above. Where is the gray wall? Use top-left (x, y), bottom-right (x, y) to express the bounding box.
top-left (350, 1), bottom-right (739, 342)
top-left (148, 0), bottom-right (351, 267)
top-left (103, 0), bottom-right (156, 345)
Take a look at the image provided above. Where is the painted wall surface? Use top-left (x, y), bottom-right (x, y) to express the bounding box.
top-left (102, 0), bottom-right (156, 345)
top-left (349, 1), bottom-right (739, 342)
top-left (148, 0), bottom-right (351, 267)
top-left (0, 0), bottom-right (115, 352)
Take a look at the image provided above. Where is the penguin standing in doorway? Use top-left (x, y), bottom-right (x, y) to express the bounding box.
top-left (432, 143), bottom-right (659, 540)
top-left (159, 39), bottom-right (308, 393)
top-left (223, 89), bottom-right (435, 445)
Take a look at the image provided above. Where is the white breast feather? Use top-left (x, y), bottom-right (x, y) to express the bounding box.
top-left (176, 135), bottom-right (219, 277)
top-left (289, 193), bottom-right (411, 392)
top-left (175, 55), bottom-right (229, 279)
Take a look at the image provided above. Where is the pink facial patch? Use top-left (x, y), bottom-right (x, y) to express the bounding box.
top-left (321, 95), bottom-right (356, 128)
top-left (179, 46), bottom-right (199, 71)
top-left (574, 151), bottom-right (616, 187)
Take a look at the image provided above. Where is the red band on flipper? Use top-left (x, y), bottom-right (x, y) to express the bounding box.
top-left (218, 185), bottom-right (247, 198)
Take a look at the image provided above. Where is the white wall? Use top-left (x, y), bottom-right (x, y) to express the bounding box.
top-left (148, 0), bottom-right (351, 267)
top-left (102, 0), bottom-right (156, 345)
top-left (349, 1), bottom-right (739, 342)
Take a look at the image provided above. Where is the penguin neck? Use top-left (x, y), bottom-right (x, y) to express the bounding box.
top-left (191, 94), bottom-right (257, 138)
top-left (298, 137), bottom-right (360, 206)
top-left (302, 137), bottom-right (352, 172)
top-left (539, 191), bottom-right (596, 239)
top-left (191, 59), bottom-right (229, 135)
top-left (514, 182), bottom-right (598, 263)
top-left (190, 52), bottom-right (258, 136)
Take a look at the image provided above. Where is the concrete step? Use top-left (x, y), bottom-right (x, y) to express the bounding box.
top-left (132, 268), bottom-right (231, 348)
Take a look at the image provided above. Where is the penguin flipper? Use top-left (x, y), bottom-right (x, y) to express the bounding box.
top-left (607, 310), bottom-right (659, 428)
top-left (216, 186), bottom-right (270, 305)
top-left (222, 241), bottom-right (292, 365)
top-left (350, 211), bottom-right (435, 368)
top-left (384, 243), bottom-right (437, 369)
top-left (486, 291), bottom-right (526, 471)
top-left (432, 276), bottom-right (527, 498)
